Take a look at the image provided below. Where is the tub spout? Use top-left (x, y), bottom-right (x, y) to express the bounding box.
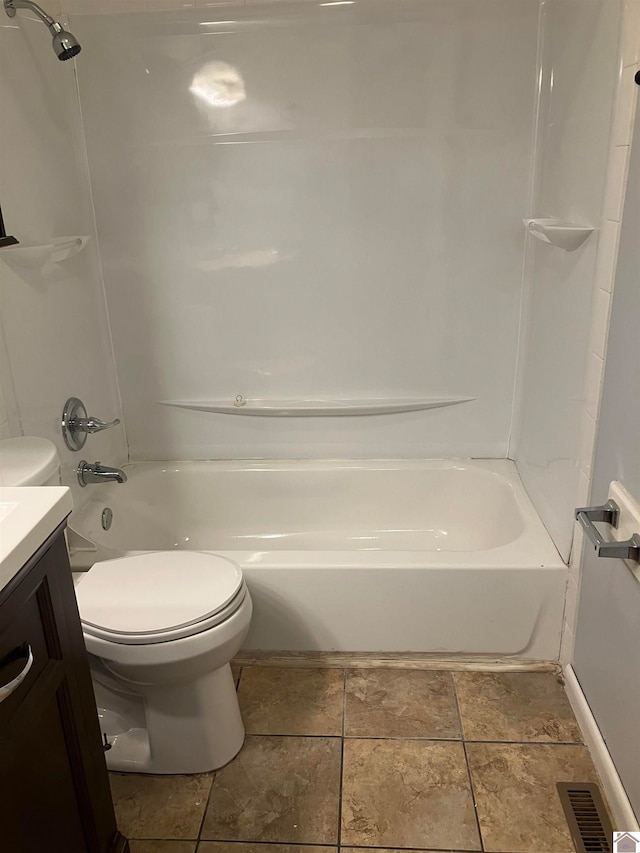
top-left (77, 460), bottom-right (127, 487)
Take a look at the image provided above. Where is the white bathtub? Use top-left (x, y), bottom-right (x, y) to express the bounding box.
top-left (69, 459), bottom-right (567, 659)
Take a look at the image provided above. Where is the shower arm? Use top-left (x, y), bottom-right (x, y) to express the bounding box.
top-left (4, 0), bottom-right (61, 32)
top-left (4, 0), bottom-right (81, 59)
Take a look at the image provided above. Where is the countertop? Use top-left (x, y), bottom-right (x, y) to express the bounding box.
top-left (0, 486), bottom-right (74, 593)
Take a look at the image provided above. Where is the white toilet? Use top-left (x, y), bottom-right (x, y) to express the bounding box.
top-left (1, 436), bottom-right (253, 775)
top-left (75, 550), bottom-right (252, 774)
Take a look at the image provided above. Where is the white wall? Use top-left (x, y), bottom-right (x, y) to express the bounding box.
top-left (0, 13), bottom-right (126, 508)
top-left (573, 88), bottom-right (640, 819)
top-left (512, 0), bottom-right (622, 560)
top-left (73, 0), bottom-right (539, 461)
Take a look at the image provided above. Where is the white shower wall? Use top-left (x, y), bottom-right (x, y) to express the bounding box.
top-left (73, 0), bottom-right (540, 460)
top-left (0, 13), bottom-right (127, 507)
top-left (512, 0), bottom-right (623, 560)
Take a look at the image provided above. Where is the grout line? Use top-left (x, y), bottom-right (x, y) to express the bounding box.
top-left (451, 673), bottom-right (485, 853)
top-left (337, 668), bottom-right (347, 848)
top-left (242, 731), bottom-right (345, 739)
top-left (195, 769), bottom-right (217, 843)
top-left (230, 731), bottom-right (584, 745)
top-left (194, 843), bottom-right (492, 852)
top-left (461, 738), bottom-right (584, 746)
top-left (197, 840), bottom-right (338, 848)
top-left (339, 847), bottom-right (490, 852)
top-left (342, 667), bottom-right (348, 738)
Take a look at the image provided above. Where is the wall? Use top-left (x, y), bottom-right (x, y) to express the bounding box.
top-left (512, 0), bottom-right (622, 560)
top-left (0, 12), bottom-right (126, 508)
top-left (572, 82), bottom-right (640, 820)
top-left (73, 0), bottom-right (540, 461)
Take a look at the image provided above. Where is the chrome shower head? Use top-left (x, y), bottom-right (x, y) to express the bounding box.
top-left (50, 21), bottom-right (81, 61)
top-left (4, 0), bottom-right (81, 61)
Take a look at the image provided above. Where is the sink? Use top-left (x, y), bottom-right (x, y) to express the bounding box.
top-left (0, 501), bottom-right (18, 523)
top-left (0, 486), bottom-right (73, 591)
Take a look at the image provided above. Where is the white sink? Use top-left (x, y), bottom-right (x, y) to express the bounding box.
top-left (0, 501), bottom-right (18, 523)
top-left (0, 487), bottom-right (73, 592)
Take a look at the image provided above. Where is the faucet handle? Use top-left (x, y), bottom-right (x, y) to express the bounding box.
top-left (80, 416), bottom-right (120, 434)
top-left (62, 397), bottom-right (120, 451)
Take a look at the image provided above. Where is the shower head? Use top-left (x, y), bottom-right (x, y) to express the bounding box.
top-left (50, 22), bottom-right (81, 60)
top-left (4, 0), bottom-right (81, 61)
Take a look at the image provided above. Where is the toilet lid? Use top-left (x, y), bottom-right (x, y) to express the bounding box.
top-left (0, 437), bottom-right (59, 486)
top-left (76, 551), bottom-right (244, 637)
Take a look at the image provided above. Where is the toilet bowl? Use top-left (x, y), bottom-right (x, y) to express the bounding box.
top-left (75, 550), bottom-right (253, 774)
top-left (0, 436), bottom-right (253, 774)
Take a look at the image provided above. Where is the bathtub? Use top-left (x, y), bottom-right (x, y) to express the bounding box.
top-left (69, 459), bottom-right (567, 660)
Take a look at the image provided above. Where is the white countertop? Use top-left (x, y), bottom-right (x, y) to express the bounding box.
top-left (0, 486), bottom-right (74, 593)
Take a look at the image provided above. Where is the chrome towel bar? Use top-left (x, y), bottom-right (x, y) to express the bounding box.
top-left (575, 500), bottom-right (640, 563)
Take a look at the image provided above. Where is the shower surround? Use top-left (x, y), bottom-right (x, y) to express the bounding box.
top-left (0, 0), bottom-right (627, 662)
top-left (73, 0), bottom-right (540, 462)
top-left (66, 0), bottom-right (622, 568)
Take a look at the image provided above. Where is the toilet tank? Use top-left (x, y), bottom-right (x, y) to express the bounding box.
top-left (0, 437), bottom-right (61, 486)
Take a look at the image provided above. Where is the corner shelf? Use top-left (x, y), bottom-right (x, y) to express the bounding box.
top-left (0, 235), bottom-right (91, 269)
top-left (159, 397), bottom-right (475, 417)
top-left (523, 219), bottom-right (593, 251)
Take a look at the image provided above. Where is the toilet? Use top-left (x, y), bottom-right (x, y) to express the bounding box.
top-left (76, 550), bottom-right (252, 774)
top-left (0, 436), bottom-right (62, 486)
top-left (1, 436), bottom-right (253, 774)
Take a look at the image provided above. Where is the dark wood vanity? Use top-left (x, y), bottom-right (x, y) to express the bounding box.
top-left (0, 523), bottom-right (128, 853)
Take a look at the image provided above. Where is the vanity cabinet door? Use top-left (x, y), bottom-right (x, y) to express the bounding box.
top-left (0, 527), bottom-right (128, 853)
top-left (1, 675), bottom-right (88, 851)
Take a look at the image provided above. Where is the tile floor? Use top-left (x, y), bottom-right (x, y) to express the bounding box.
top-left (111, 665), bottom-right (608, 853)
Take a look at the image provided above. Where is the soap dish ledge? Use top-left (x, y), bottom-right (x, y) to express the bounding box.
top-left (523, 218), bottom-right (594, 251)
top-left (0, 235), bottom-right (91, 267)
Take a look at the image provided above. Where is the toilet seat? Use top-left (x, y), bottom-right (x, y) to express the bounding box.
top-left (76, 551), bottom-right (246, 645)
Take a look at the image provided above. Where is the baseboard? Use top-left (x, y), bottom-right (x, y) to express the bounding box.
top-left (563, 664), bottom-right (639, 830)
top-left (235, 650), bottom-right (560, 672)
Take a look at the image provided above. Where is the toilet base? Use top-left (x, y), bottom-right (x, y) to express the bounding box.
top-left (93, 661), bottom-right (245, 774)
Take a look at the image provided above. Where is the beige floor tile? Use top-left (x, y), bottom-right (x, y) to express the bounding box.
top-left (345, 668), bottom-right (460, 738)
top-left (341, 739), bottom-right (481, 850)
top-left (201, 735), bottom-right (341, 844)
top-left (198, 845), bottom-right (335, 852)
top-left (238, 667), bottom-right (344, 735)
top-left (467, 742), bottom-right (600, 852)
top-left (109, 773), bottom-right (213, 840)
top-left (130, 842), bottom-right (197, 853)
top-left (454, 671), bottom-right (583, 742)
top-left (343, 849), bottom-right (460, 852)
top-left (231, 664), bottom-right (241, 688)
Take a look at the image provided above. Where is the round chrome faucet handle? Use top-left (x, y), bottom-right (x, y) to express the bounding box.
top-left (62, 397), bottom-right (120, 451)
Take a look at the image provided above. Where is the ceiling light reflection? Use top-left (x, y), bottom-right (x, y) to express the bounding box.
top-left (196, 248), bottom-right (294, 272)
top-left (189, 60), bottom-right (246, 108)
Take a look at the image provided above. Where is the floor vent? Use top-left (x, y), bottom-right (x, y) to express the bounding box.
top-left (557, 782), bottom-right (613, 853)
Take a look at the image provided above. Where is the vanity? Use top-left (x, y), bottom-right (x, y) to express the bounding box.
top-left (0, 486), bottom-right (129, 853)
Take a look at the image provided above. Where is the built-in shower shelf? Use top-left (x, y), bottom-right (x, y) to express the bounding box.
top-left (523, 219), bottom-right (593, 251)
top-left (0, 235), bottom-right (91, 268)
top-left (159, 397), bottom-right (475, 417)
